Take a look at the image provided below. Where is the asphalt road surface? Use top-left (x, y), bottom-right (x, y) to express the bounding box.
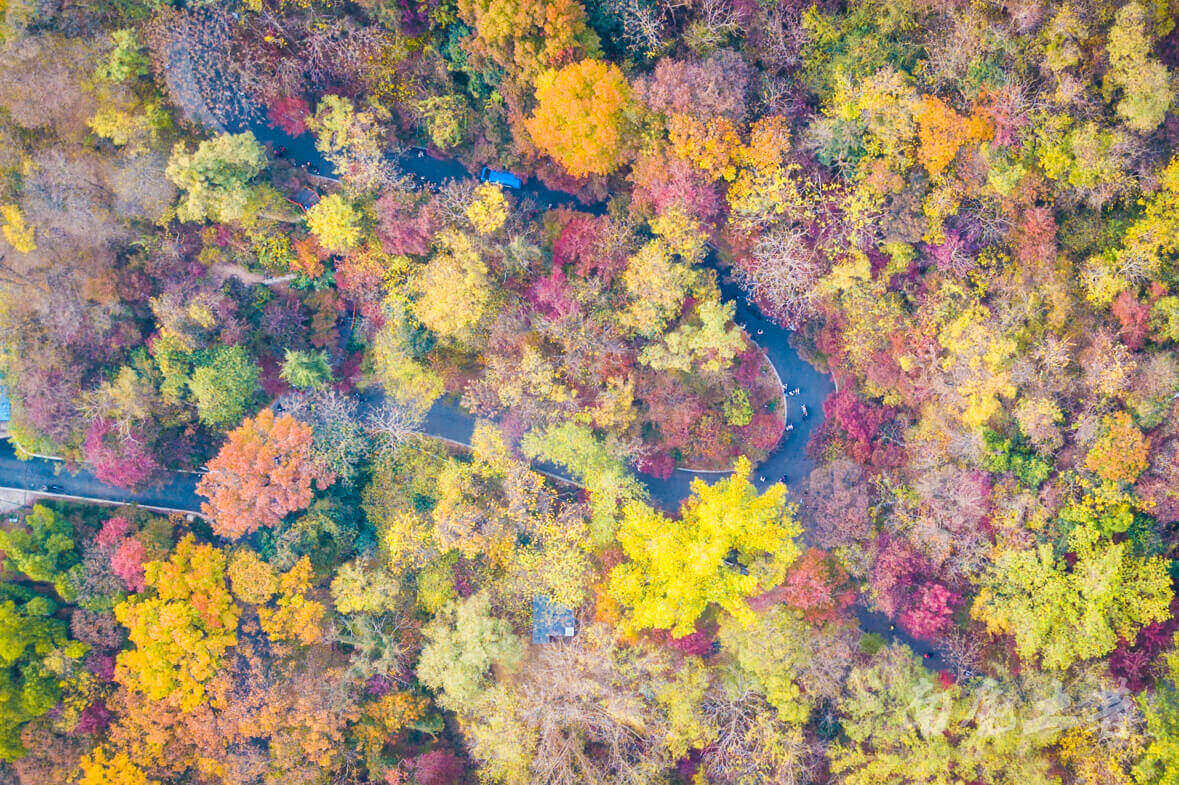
top-left (234, 111), bottom-right (837, 507)
top-left (0, 57), bottom-right (948, 670)
top-left (231, 81), bottom-right (946, 669)
top-left (0, 441), bottom-right (202, 514)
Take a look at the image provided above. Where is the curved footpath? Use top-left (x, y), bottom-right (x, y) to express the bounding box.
top-left (231, 106), bottom-right (945, 669)
top-left (0, 83), bottom-right (946, 669)
top-left (242, 118), bottom-right (836, 508)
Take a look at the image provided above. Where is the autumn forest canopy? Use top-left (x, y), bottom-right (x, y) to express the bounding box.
top-left (0, 0), bottom-right (1178, 783)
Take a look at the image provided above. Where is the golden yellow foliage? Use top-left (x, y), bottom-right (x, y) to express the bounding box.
top-left (726, 116), bottom-right (802, 227)
top-left (936, 301), bottom-right (1017, 430)
top-left (76, 747), bottom-right (161, 785)
top-left (608, 458), bottom-right (802, 636)
top-left (353, 691), bottom-right (430, 757)
top-left (1056, 728), bottom-right (1134, 785)
top-left (466, 182), bottom-right (509, 235)
top-left (458, 0), bottom-right (599, 78)
top-left (526, 59), bottom-right (633, 177)
top-left (619, 239), bottom-right (697, 338)
top-left (0, 204), bottom-right (35, 253)
top-left (227, 548), bottom-right (278, 605)
top-left (649, 205), bottom-right (708, 262)
top-left (369, 329), bottom-right (446, 412)
top-left (667, 113), bottom-right (743, 181)
top-left (411, 230), bottom-right (491, 338)
top-left (258, 557), bottom-right (326, 646)
top-left (113, 536), bottom-right (240, 712)
top-left (913, 95), bottom-right (992, 178)
top-left (305, 193), bottom-right (362, 253)
top-left (1115, 156), bottom-right (1179, 285)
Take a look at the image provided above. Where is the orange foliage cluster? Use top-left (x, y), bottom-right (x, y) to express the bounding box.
top-left (913, 95), bottom-right (993, 178)
top-left (667, 114), bottom-right (744, 181)
top-left (1085, 411), bottom-right (1151, 485)
top-left (291, 237), bottom-right (327, 278)
top-left (196, 409), bottom-right (334, 539)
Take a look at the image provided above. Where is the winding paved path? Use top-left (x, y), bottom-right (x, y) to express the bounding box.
top-left (221, 81), bottom-right (944, 669)
top-left (237, 113), bottom-right (837, 507)
top-left (0, 49), bottom-right (947, 669)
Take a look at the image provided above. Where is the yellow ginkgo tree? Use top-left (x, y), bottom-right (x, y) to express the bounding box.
top-left (608, 458), bottom-right (802, 637)
top-left (306, 193), bottom-right (362, 254)
top-left (525, 59), bottom-right (634, 178)
top-left (113, 536), bottom-right (240, 712)
top-left (972, 522), bottom-right (1172, 670)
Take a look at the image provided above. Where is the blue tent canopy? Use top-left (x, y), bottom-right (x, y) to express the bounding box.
top-left (531, 596), bottom-right (575, 644)
top-left (0, 372), bottom-right (10, 423)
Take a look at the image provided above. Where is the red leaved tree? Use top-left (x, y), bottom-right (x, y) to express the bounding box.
top-left (898, 582), bottom-right (960, 640)
top-left (83, 419), bottom-right (160, 490)
top-left (1111, 291), bottom-right (1150, 350)
top-left (375, 190), bottom-right (434, 256)
top-left (552, 212), bottom-right (627, 282)
top-left (410, 750), bottom-right (465, 785)
top-left (110, 539), bottom-right (147, 593)
top-left (779, 548), bottom-right (855, 623)
top-left (267, 95), bottom-right (312, 137)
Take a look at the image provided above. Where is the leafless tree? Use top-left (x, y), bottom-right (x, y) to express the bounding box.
top-left (681, 0), bottom-right (740, 51)
top-left (747, 2), bottom-right (805, 73)
top-left (150, 8), bottom-right (262, 130)
top-left (0, 34), bottom-right (98, 137)
top-left (365, 398), bottom-right (425, 444)
top-left (332, 612), bottom-right (413, 684)
top-left (699, 685), bottom-right (822, 785)
top-left (938, 629), bottom-right (982, 681)
top-left (735, 224), bottom-right (823, 329)
top-left (234, 11), bottom-right (390, 106)
top-left (801, 459), bottom-right (873, 549)
top-left (619, 0), bottom-right (669, 57)
top-left (509, 627), bottom-right (675, 785)
top-left (430, 179), bottom-right (479, 228)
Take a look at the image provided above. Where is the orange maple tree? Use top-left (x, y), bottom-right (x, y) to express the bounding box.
top-left (913, 95), bottom-right (993, 178)
top-left (196, 408), bottom-right (334, 539)
top-left (1084, 411), bottom-right (1150, 485)
top-left (525, 59), bottom-right (633, 177)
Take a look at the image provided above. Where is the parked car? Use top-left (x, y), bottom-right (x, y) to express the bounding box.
top-left (479, 166), bottom-right (523, 189)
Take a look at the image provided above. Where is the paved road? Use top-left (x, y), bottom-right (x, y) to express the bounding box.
top-left (0, 435), bottom-right (945, 667)
top-left (228, 86), bottom-right (948, 668)
top-left (0, 441), bottom-right (202, 514)
top-left (226, 102), bottom-right (835, 506)
top-left (0, 61), bottom-right (944, 670)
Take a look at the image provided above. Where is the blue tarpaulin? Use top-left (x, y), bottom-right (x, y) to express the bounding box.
top-left (531, 596), bottom-right (575, 644)
top-left (0, 372), bottom-right (10, 422)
